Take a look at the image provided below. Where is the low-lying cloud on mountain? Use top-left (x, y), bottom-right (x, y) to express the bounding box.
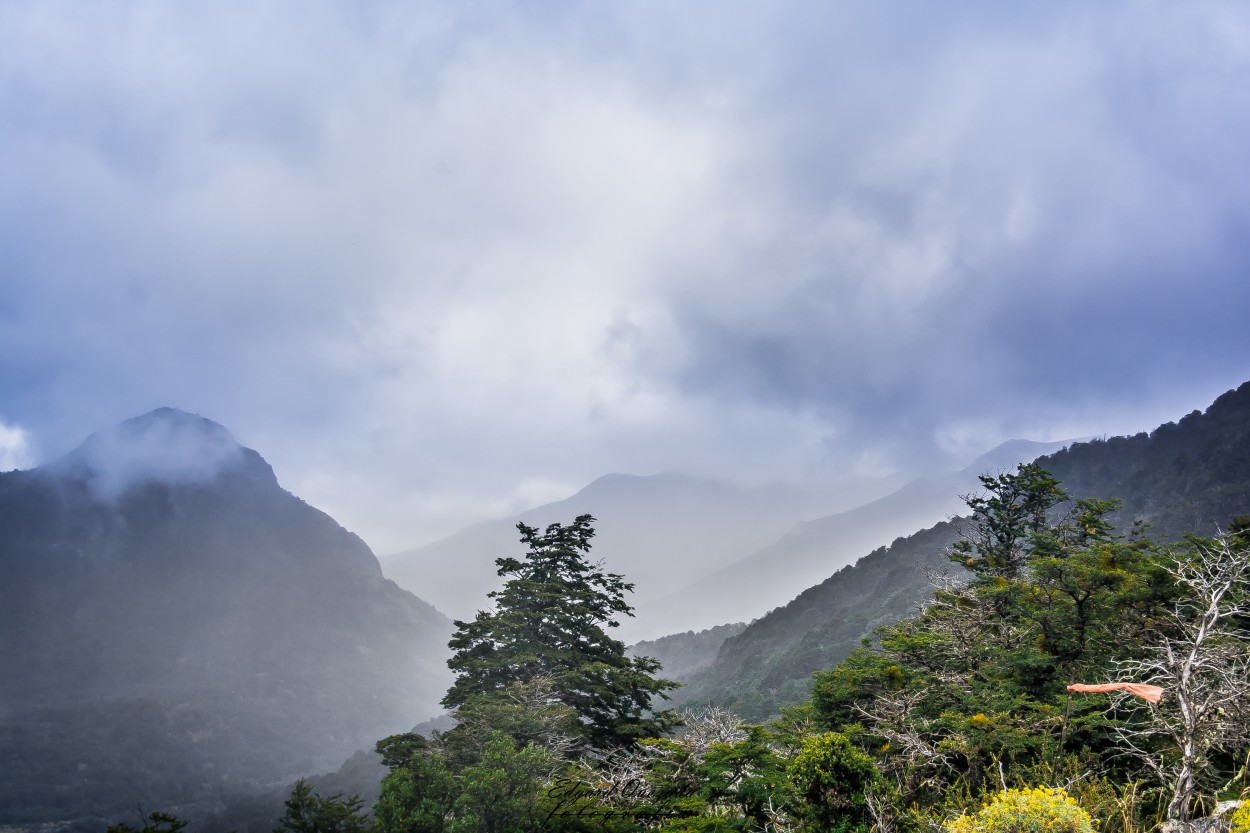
top-left (51, 408), bottom-right (248, 501)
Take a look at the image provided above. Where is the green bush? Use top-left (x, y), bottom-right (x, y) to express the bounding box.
top-left (945, 786), bottom-right (1095, 833)
top-left (788, 732), bottom-right (882, 833)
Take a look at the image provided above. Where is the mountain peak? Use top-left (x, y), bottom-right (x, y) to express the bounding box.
top-left (50, 407), bottom-right (273, 499)
top-left (119, 406), bottom-right (236, 437)
top-left (959, 437), bottom-right (1081, 475)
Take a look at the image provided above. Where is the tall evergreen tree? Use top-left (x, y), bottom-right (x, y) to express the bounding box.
top-left (442, 515), bottom-right (678, 749)
top-left (950, 463), bottom-right (1067, 581)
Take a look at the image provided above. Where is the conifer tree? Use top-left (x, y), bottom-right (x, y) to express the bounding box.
top-left (442, 515), bottom-right (678, 749)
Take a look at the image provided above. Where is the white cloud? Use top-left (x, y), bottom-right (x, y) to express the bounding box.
top-left (0, 422), bottom-right (34, 472)
top-left (67, 411), bottom-right (247, 501)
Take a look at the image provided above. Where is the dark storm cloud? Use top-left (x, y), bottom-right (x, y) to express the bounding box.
top-left (650, 2), bottom-right (1250, 466)
top-left (1, 1), bottom-right (1248, 547)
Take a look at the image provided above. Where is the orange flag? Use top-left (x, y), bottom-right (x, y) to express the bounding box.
top-left (1066, 682), bottom-right (1164, 703)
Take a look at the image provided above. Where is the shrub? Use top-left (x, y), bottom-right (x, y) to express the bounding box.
top-left (945, 786), bottom-right (1096, 833)
top-left (1229, 801), bottom-right (1250, 833)
top-left (789, 732), bottom-right (883, 833)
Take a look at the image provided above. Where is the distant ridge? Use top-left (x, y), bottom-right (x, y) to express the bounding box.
top-left (382, 440), bottom-right (1078, 641)
top-left (638, 438), bottom-right (1077, 631)
top-left (676, 381), bottom-right (1250, 720)
top-left (380, 471), bottom-right (883, 640)
top-left (628, 622), bottom-right (749, 682)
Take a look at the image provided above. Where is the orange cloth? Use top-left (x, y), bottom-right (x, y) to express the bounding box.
top-left (1066, 682), bottom-right (1164, 703)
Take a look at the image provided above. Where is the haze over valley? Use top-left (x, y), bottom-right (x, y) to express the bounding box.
top-left (379, 437), bottom-right (1078, 640)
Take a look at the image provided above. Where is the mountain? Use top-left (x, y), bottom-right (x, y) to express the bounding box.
top-left (677, 382), bottom-right (1250, 721)
top-left (0, 409), bottom-right (454, 824)
top-left (638, 439), bottom-right (1076, 632)
top-left (380, 472), bottom-right (899, 641)
top-left (628, 622), bottom-right (749, 683)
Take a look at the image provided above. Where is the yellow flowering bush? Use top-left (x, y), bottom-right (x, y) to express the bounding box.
top-left (1229, 800), bottom-right (1250, 833)
top-left (945, 786), bottom-right (1095, 833)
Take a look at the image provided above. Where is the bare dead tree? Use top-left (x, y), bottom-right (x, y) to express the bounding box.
top-left (573, 705), bottom-right (750, 808)
top-left (852, 687), bottom-right (959, 795)
top-left (574, 741), bottom-right (664, 805)
top-left (675, 705), bottom-right (749, 752)
top-left (1107, 535), bottom-right (1250, 823)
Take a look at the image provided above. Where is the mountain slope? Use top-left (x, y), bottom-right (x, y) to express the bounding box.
top-left (639, 439), bottom-right (1075, 631)
top-left (679, 382), bottom-right (1250, 721)
top-left (0, 409), bottom-right (453, 823)
top-left (628, 622), bottom-right (749, 683)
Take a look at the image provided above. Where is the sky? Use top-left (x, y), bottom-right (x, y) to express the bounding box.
top-left (2, 1), bottom-right (1249, 553)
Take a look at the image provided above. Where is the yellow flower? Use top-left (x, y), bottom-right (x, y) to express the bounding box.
top-left (942, 786), bottom-right (1095, 833)
top-left (1229, 801), bottom-right (1250, 833)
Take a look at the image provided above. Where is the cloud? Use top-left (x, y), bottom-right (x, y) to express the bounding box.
top-left (53, 409), bottom-right (248, 501)
top-left (2, 1), bottom-right (1249, 549)
top-left (0, 421), bottom-right (34, 472)
top-left (656, 2), bottom-right (1250, 466)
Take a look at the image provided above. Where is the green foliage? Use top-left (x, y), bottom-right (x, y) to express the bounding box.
top-left (374, 735), bottom-right (456, 833)
top-left (788, 732), bottom-right (883, 833)
top-left (808, 466), bottom-right (1198, 822)
top-left (274, 779), bottom-right (370, 833)
top-left (443, 677), bottom-right (581, 765)
top-left (944, 786), bottom-right (1095, 833)
top-left (951, 464), bottom-right (1068, 582)
top-left (376, 732), bottom-right (431, 771)
top-left (516, 709), bottom-right (885, 833)
top-left (443, 515), bottom-right (678, 749)
top-left (1230, 514), bottom-right (1250, 547)
top-left (631, 724), bottom-right (794, 830)
top-left (448, 732), bottom-right (553, 833)
top-left (700, 725), bottom-right (794, 827)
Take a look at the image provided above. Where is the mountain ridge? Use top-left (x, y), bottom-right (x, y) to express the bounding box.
top-left (636, 437), bottom-right (1077, 631)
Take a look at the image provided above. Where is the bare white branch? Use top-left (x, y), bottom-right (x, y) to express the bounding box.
top-left (1104, 534), bottom-right (1250, 822)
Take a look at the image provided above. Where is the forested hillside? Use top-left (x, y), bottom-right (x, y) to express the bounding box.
top-left (676, 381), bottom-right (1250, 720)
